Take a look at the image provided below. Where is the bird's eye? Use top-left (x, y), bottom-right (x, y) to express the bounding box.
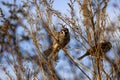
top-left (61, 31), bottom-right (65, 34)
top-left (64, 29), bottom-right (68, 33)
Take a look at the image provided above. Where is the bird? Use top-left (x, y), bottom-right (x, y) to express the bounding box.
top-left (78, 42), bottom-right (112, 60)
top-left (44, 28), bottom-right (70, 61)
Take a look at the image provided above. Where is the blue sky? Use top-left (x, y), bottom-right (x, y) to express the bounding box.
top-left (53, 0), bottom-right (69, 13)
top-left (53, 0), bottom-right (120, 20)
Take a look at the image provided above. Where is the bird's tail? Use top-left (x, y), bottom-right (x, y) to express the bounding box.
top-left (43, 47), bottom-right (53, 58)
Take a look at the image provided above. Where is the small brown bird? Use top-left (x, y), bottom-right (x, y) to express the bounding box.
top-left (44, 28), bottom-right (70, 61)
top-left (78, 42), bottom-right (112, 60)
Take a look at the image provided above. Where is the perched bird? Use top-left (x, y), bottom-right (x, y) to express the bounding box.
top-left (44, 28), bottom-right (70, 61)
top-left (78, 42), bottom-right (112, 60)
